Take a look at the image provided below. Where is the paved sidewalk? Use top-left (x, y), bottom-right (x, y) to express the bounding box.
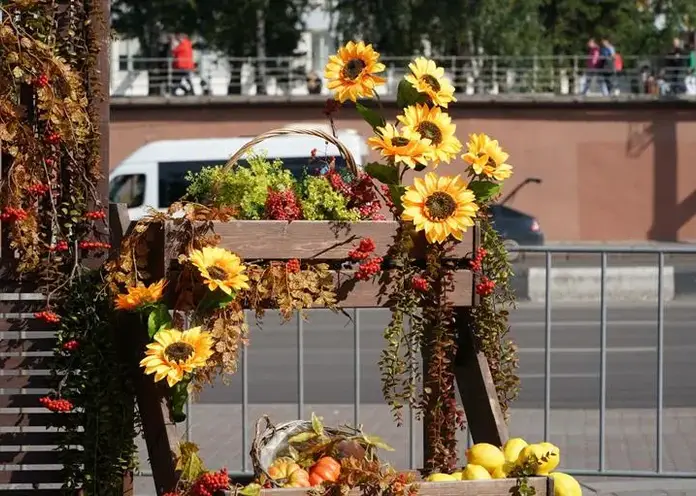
top-left (132, 405), bottom-right (696, 495)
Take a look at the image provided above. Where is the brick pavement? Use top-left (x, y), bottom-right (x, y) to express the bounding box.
top-left (132, 405), bottom-right (696, 495)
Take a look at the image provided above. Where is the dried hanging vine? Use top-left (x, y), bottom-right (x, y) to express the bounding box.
top-left (0, 1), bottom-right (137, 494)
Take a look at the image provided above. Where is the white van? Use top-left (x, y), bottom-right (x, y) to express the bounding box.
top-left (108, 127), bottom-right (369, 220)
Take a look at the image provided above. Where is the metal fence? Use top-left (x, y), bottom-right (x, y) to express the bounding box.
top-left (132, 245), bottom-right (696, 484)
top-left (111, 54), bottom-right (696, 98)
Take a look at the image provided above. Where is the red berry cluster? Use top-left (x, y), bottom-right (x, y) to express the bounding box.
top-left (162, 493), bottom-right (181, 496)
top-left (85, 210), bottom-right (106, 221)
top-left (1, 207), bottom-right (28, 222)
top-left (190, 468), bottom-right (230, 496)
top-left (63, 340), bottom-right (79, 352)
top-left (358, 201), bottom-right (386, 220)
top-left (310, 148), bottom-right (318, 158)
top-left (326, 169), bottom-right (351, 196)
top-left (39, 396), bottom-right (73, 413)
top-left (356, 257), bottom-right (383, 280)
top-left (476, 276), bottom-right (496, 296)
top-left (35, 74), bottom-right (49, 88)
top-left (348, 237), bottom-right (376, 261)
top-left (49, 240), bottom-right (69, 252)
top-left (380, 185), bottom-right (395, 210)
top-left (45, 157), bottom-right (56, 167)
top-left (286, 258), bottom-right (301, 274)
top-left (45, 132), bottom-right (61, 145)
top-left (265, 188), bottom-right (302, 220)
top-left (35, 310), bottom-right (61, 323)
top-left (469, 247), bottom-right (488, 272)
top-left (78, 240), bottom-right (111, 250)
top-left (411, 276), bottom-right (430, 292)
top-left (323, 98), bottom-right (341, 116)
top-left (27, 183), bottom-right (50, 195)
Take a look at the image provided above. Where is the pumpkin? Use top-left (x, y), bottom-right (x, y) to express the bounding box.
top-left (309, 456), bottom-right (341, 485)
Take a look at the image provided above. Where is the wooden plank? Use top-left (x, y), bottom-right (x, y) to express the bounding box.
top-left (163, 221), bottom-right (476, 261)
top-left (0, 470), bottom-right (64, 484)
top-left (0, 490), bottom-right (66, 496)
top-left (0, 355), bottom-right (52, 370)
top-left (0, 450), bottom-right (76, 464)
top-left (0, 319), bottom-right (56, 332)
top-left (0, 413), bottom-right (73, 427)
top-left (254, 478), bottom-right (551, 496)
top-left (453, 308), bottom-right (509, 446)
top-left (0, 338), bottom-right (56, 353)
top-left (0, 393), bottom-right (50, 408)
top-left (0, 431), bottom-right (64, 445)
top-left (0, 374), bottom-right (54, 389)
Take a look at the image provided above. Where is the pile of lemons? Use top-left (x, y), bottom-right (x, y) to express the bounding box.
top-left (424, 438), bottom-right (582, 496)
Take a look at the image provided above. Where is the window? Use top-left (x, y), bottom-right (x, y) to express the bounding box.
top-left (157, 156), bottom-right (348, 208)
top-left (109, 174), bottom-right (145, 208)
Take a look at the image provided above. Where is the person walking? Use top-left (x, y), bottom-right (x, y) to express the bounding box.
top-left (581, 38), bottom-right (601, 95)
top-left (170, 33), bottom-right (195, 96)
top-left (599, 38), bottom-right (617, 95)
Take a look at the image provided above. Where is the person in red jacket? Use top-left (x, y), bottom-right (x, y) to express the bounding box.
top-left (170, 33), bottom-right (195, 95)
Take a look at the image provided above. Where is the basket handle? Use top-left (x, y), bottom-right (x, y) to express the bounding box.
top-left (221, 127), bottom-right (359, 177)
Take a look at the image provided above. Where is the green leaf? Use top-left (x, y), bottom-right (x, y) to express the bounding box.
top-left (364, 162), bottom-right (399, 185)
top-left (288, 431), bottom-right (317, 444)
top-left (311, 412), bottom-right (324, 436)
top-left (147, 304), bottom-right (171, 338)
top-left (355, 102), bottom-right (386, 130)
top-left (396, 79), bottom-right (427, 109)
top-left (362, 434), bottom-right (395, 451)
top-left (239, 483), bottom-right (262, 496)
top-left (388, 184), bottom-right (407, 213)
top-left (468, 180), bottom-right (501, 202)
top-left (169, 379), bottom-right (189, 423)
top-left (176, 442), bottom-right (206, 482)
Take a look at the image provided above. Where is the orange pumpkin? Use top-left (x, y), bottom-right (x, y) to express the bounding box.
top-left (309, 456), bottom-right (341, 485)
top-left (286, 468), bottom-right (311, 488)
top-left (267, 458), bottom-right (302, 480)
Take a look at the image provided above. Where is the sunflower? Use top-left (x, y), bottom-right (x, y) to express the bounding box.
top-left (140, 327), bottom-right (214, 387)
top-left (397, 104), bottom-right (462, 166)
top-left (462, 133), bottom-right (513, 181)
top-left (367, 124), bottom-right (433, 169)
top-left (115, 279), bottom-right (167, 311)
top-left (324, 41), bottom-right (386, 103)
top-left (188, 246), bottom-right (249, 295)
top-left (401, 172), bottom-right (479, 244)
top-left (404, 57), bottom-right (456, 108)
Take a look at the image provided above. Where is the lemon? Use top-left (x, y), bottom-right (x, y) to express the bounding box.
top-left (549, 472), bottom-right (582, 496)
top-left (450, 471), bottom-right (464, 480)
top-left (517, 443), bottom-right (560, 475)
top-left (465, 443), bottom-right (506, 473)
top-left (462, 464), bottom-right (492, 480)
top-left (425, 473), bottom-right (458, 482)
top-left (491, 465), bottom-right (508, 479)
top-left (503, 437), bottom-right (528, 463)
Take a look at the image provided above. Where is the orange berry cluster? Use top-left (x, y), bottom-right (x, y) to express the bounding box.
top-left (35, 310), bottom-right (60, 323)
top-left (190, 468), bottom-right (230, 496)
top-left (84, 210), bottom-right (106, 221)
top-left (62, 340), bottom-right (79, 352)
top-left (49, 240), bottom-right (69, 252)
top-left (35, 73), bottom-right (49, 88)
top-left (39, 396), bottom-right (73, 412)
top-left (27, 183), bottom-right (50, 195)
top-left (476, 275), bottom-right (496, 296)
top-left (411, 276), bottom-right (430, 292)
top-left (1, 207), bottom-right (28, 222)
top-left (78, 240), bottom-right (111, 250)
top-left (286, 258), bottom-right (301, 274)
top-left (469, 247), bottom-right (487, 272)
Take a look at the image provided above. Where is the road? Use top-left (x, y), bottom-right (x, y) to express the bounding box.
top-left (196, 302), bottom-right (696, 409)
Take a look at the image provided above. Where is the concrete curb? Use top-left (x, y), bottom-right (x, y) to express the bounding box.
top-left (512, 266), bottom-right (696, 302)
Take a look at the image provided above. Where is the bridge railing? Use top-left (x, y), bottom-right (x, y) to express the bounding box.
top-left (110, 54), bottom-right (696, 98)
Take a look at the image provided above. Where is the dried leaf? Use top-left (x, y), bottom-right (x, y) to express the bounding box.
top-left (311, 412), bottom-right (325, 436)
top-left (288, 431), bottom-right (317, 444)
top-left (362, 435), bottom-right (395, 451)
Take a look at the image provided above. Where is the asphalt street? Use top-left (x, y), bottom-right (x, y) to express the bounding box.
top-left (195, 302), bottom-right (696, 409)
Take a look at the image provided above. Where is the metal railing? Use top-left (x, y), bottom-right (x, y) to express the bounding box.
top-left (132, 245), bottom-right (696, 482)
top-left (111, 54), bottom-right (696, 98)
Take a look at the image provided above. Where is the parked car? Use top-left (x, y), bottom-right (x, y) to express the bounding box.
top-left (488, 204), bottom-right (544, 260)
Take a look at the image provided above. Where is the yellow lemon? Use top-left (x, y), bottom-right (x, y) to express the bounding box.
top-left (450, 471), bottom-right (464, 480)
top-left (425, 473), bottom-right (458, 482)
top-left (462, 464), bottom-right (492, 480)
top-left (465, 443), bottom-right (505, 473)
top-left (491, 465), bottom-right (508, 479)
top-left (549, 472), bottom-right (582, 496)
top-left (503, 437), bottom-right (528, 463)
top-left (517, 443), bottom-right (560, 475)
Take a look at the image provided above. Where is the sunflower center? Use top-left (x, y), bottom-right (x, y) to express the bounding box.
top-left (416, 121), bottom-right (442, 145)
top-left (391, 137), bottom-right (411, 147)
top-left (207, 265), bottom-right (228, 280)
top-left (164, 342), bottom-right (195, 362)
top-left (342, 58), bottom-right (366, 80)
top-left (421, 74), bottom-right (441, 91)
top-left (425, 191), bottom-right (457, 220)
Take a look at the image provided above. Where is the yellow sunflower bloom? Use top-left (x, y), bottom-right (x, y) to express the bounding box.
top-left (115, 279), bottom-right (167, 311)
top-left (401, 172), bottom-right (479, 244)
top-left (324, 41), bottom-right (386, 102)
top-left (188, 246), bottom-right (249, 295)
top-left (462, 133), bottom-right (513, 181)
top-left (367, 124), bottom-right (433, 169)
top-left (397, 104), bottom-right (462, 166)
top-left (140, 327), bottom-right (214, 387)
top-left (404, 57), bottom-right (456, 108)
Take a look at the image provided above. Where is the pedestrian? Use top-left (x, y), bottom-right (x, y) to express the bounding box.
top-left (170, 33), bottom-right (195, 96)
top-left (664, 37), bottom-right (688, 94)
top-left (581, 38), bottom-right (601, 95)
top-left (599, 38), bottom-right (617, 96)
